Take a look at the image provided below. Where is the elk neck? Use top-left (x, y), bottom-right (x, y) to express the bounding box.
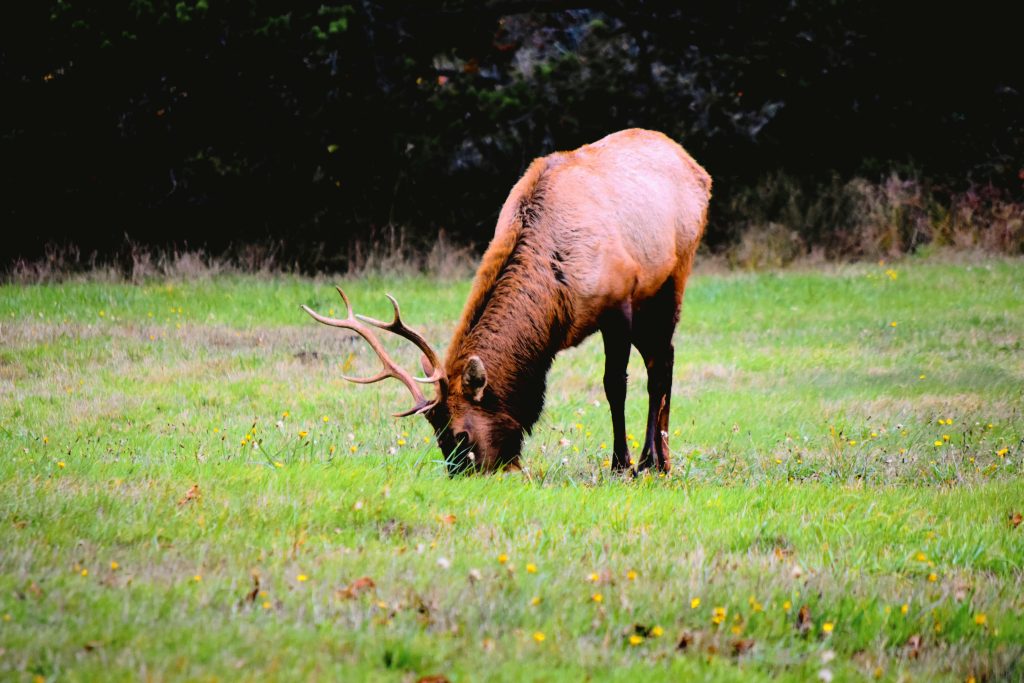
top-left (446, 164), bottom-right (574, 433)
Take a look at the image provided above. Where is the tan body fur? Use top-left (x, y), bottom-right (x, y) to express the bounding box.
top-left (432, 129), bottom-right (711, 473)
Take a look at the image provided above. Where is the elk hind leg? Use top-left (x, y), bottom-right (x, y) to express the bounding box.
top-left (635, 280), bottom-right (681, 473)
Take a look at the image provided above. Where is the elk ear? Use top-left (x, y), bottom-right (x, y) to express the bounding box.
top-left (462, 355), bottom-right (487, 402)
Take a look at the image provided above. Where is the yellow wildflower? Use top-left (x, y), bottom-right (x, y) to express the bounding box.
top-left (297, 574), bottom-right (308, 582)
top-left (592, 593), bottom-right (603, 603)
top-left (691, 597), bottom-right (701, 609)
top-left (626, 570), bottom-right (637, 581)
top-left (533, 631), bottom-right (545, 643)
top-left (628, 634), bottom-right (643, 646)
top-left (651, 625), bottom-right (664, 637)
top-left (526, 563), bottom-right (537, 574)
top-left (822, 622), bottom-right (834, 634)
top-left (498, 554), bottom-right (509, 564)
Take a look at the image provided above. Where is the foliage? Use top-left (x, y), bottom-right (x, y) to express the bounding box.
top-left (1, 2), bottom-right (1021, 269)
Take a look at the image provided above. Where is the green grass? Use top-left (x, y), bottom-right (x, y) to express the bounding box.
top-left (1, 258), bottom-right (1022, 681)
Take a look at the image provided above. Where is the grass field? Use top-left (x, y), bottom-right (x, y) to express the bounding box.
top-left (1, 258), bottom-right (1023, 682)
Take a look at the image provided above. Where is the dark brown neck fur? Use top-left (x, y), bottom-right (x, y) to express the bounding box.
top-left (446, 163), bottom-right (574, 432)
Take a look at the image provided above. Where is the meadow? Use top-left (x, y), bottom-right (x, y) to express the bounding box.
top-left (1, 257), bottom-right (1022, 681)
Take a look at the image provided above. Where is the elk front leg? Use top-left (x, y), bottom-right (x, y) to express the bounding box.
top-left (600, 305), bottom-right (632, 472)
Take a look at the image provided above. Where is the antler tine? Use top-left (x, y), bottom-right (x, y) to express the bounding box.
top-left (301, 287), bottom-right (448, 417)
top-left (335, 286), bottom-right (355, 318)
top-left (356, 293), bottom-right (448, 392)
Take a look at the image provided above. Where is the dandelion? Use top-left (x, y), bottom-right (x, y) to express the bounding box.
top-left (691, 597), bottom-right (701, 609)
top-left (712, 606), bottom-right (727, 625)
top-left (919, 374), bottom-right (926, 380)
top-left (900, 604), bottom-right (909, 615)
top-left (298, 431), bottom-right (308, 439)
top-left (626, 570), bottom-right (637, 581)
top-left (628, 634), bottom-right (644, 646)
top-left (997, 448), bottom-right (1008, 457)
top-left (350, 445), bottom-right (357, 453)
top-left (282, 411), bottom-right (290, 418)
top-left (322, 416), bottom-right (329, 423)
top-left (587, 572), bottom-right (599, 582)
top-left (783, 600), bottom-right (792, 612)
top-left (297, 574), bottom-right (308, 582)
top-left (57, 461), bottom-right (66, 469)
top-left (916, 552), bottom-right (928, 562)
top-left (848, 440), bottom-right (857, 446)
top-left (928, 572), bottom-right (938, 582)
top-left (193, 575), bottom-right (202, 582)
top-left (592, 593), bottom-right (603, 603)
top-left (890, 321), bottom-right (897, 327)
top-left (498, 554), bottom-right (509, 564)
top-left (531, 596), bottom-right (541, 606)
top-left (80, 569), bottom-right (88, 577)
top-left (651, 625), bottom-right (664, 637)
top-left (533, 631), bottom-right (546, 643)
top-left (934, 440), bottom-right (943, 447)
top-left (273, 461), bottom-right (284, 468)
top-left (262, 601), bottom-right (272, 609)
top-left (822, 622), bottom-right (834, 634)
top-left (397, 438), bottom-right (406, 446)
top-left (943, 434), bottom-right (950, 442)
top-left (974, 613), bottom-right (987, 626)
top-left (526, 563), bottom-right (537, 574)
top-left (110, 561), bottom-right (119, 571)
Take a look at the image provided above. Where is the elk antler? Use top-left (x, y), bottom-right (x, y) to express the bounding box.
top-left (302, 287), bottom-right (449, 417)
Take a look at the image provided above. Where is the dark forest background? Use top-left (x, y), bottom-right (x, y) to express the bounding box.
top-left (2, 1), bottom-right (1022, 274)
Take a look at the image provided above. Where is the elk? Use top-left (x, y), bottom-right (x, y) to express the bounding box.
top-left (303, 129), bottom-right (711, 475)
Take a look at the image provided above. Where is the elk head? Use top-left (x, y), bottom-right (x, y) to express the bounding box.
top-left (302, 287), bottom-right (519, 474)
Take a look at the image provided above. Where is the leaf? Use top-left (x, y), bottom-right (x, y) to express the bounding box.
top-left (178, 483), bottom-right (200, 506)
top-left (338, 576), bottom-right (376, 599)
top-left (904, 633), bottom-right (923, 660)
top-left (731, 638), bottom-right (756, 655)
top-left (246, 572), bottom-right (260, 603)
top-left (796, 605), bottom-right (813, 635)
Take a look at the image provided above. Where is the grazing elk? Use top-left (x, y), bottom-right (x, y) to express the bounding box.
top-left (303, 129), bottom-right (711, 475)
